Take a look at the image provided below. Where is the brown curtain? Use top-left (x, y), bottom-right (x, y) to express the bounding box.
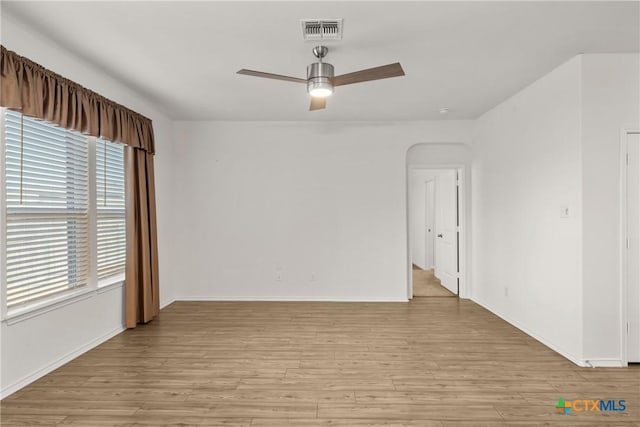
top-left (1, 45), bottom-right (159, 328)
top-left (125, 147), bottom-right (160, 327)
top-left (0, 45), bottom-right (155, 154)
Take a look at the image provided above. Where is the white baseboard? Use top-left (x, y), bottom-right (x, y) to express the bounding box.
top-left (1, 325), bottom-right (125, 399)
top-left (581, 359), bottom-right (625, 368)
top-left (160, 298), bottom-right (176, 309)
top-left (1, 298), bottom-right (184, 399)
top-left (472, 296), bottom-right (586, 367)
top-left (174, 296), bottom-right (409, 302)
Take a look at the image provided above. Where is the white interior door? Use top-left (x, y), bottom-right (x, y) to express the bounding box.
top-left (627, 133), bottom-right (640, 362)
top-left (425, 180), bottom-right (435, 269)
top-left (434, 170), bottom-right (458, 294)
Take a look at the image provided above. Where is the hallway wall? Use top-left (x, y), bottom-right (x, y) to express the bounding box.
top-left (472, 56), bottom-right (584, 363)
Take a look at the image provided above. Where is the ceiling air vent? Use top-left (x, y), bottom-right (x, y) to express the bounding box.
top-left (301, 19), bottom-right (343, 41)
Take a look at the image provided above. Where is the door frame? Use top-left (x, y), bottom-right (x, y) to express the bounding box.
top-left (407, 165), bottom-right (467, 299)
top-left (620, 129), bottom-right (640, 366)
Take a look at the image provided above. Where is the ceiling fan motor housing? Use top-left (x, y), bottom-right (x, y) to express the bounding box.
top-left (307, 62), bottom-right (334, 97)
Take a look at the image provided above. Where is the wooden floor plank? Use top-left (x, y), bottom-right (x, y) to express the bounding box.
top-left (1, 299), bottom-right (638, 426)
top-left (251, 419), bottom-right (444, 426)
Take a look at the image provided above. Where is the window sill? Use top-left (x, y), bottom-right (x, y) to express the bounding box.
top-left (4, 288), bottom-right (95, 325)
top-left (3, 279), bottom-right (125, 326)
top-left (98, 273), bottom-right (125, 293)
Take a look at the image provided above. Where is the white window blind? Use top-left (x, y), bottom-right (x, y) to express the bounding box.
top-left (96, 138), bottom-right (125, 280)
top-left (4, 110), bottom-right (89, 307)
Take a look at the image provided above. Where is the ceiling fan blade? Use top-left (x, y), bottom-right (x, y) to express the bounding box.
top-left (237, 69), bottom-right (306, 84)
top-left (333, 63), bottom-right (405, 87)
top-left (309, 97), bottom-right (326, 111)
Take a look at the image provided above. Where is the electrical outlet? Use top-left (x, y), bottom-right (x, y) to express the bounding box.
top-left (560, 206), bottom-right (569, 218)
top-left (275, 271), bottom-right (282, 281)
top-left (310, 272), bottom-right (317, 282)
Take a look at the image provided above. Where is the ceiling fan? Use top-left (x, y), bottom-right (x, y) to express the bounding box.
top-left (237, 46), bottom-right (405, 111)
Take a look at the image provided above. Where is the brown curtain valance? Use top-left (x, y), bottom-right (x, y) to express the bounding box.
top-left (0, 45), bottom-right (155, 154)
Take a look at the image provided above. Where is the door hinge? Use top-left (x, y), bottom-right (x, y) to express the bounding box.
top-left (627, 153), bottom-right (630, 166)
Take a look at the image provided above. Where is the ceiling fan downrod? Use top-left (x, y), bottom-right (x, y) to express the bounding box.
top-left (312, 45), bottom-right (329, 61)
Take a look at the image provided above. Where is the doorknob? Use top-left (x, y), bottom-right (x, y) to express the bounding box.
top-left (437, 234), bottom-right (443, 238)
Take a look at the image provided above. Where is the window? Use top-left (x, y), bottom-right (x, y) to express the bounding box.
top-left (4, 111), bottom-right (89, 308)
top-left (2, 109), bottom-right (126, 313)
top-left (96, 139), bottom-right (125, 280)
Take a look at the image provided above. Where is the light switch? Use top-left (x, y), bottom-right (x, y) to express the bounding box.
top-left (560, 206), bottom-right (569, 218)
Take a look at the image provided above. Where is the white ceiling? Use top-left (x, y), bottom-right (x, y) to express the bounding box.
top-left (2, 1), bottom-right (638, 121)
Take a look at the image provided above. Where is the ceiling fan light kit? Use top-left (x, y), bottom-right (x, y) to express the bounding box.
top-left (237, 41), bottom-right (405, 111)
top-left (307, 46), bottom-right (334, 98)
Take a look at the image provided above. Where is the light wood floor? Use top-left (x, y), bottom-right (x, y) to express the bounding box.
top-left (2, 299), bottom-right (639, 426)
top-left (412, 266), bottom-right (456, 297)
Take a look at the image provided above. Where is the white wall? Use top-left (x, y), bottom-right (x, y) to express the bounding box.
top-left (0, 13), bottom-right (176, 396)
top-left (473, 53), bottom-right (640, 366)
top-left (472, 56), bottom-right (584, 364)
top-left (172, 121), bottom-right (472, 301)
top-left (581, 54), bottom-right (640, 363)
